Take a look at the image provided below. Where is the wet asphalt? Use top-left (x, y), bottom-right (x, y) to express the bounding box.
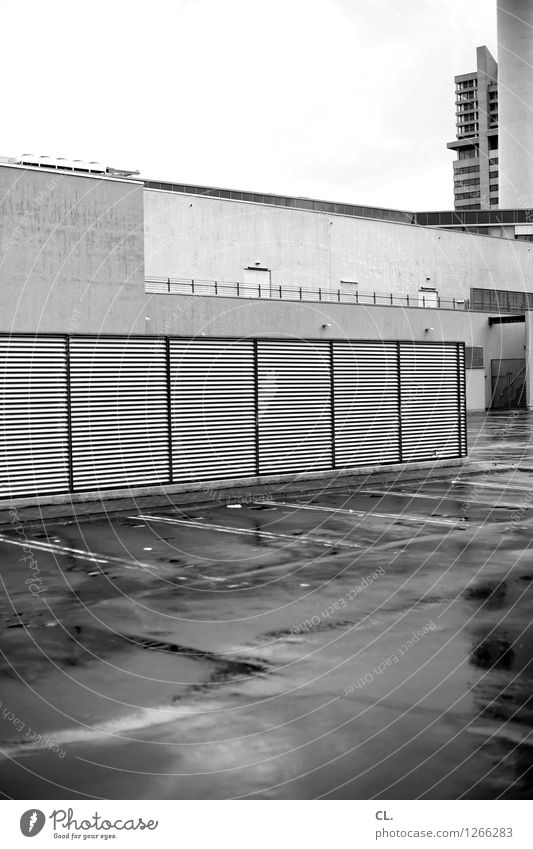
top-left (0, 411), bottom-right (532, 799)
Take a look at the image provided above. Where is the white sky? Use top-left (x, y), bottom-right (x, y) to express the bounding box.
top-left (0, 0), bottom-right (497, 211)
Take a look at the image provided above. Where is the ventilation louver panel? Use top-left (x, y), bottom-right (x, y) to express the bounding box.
top-left (170, 338), bottom-right (256, 481)
top-left (257, 340), bottom-right (332, 474)
top-left (0, 334), bottom-right (468, 501)
top-left (333, 341), bottom-right (400, 466)
top-left (400, 343), bottom-right (462, 461)
top-left (69, 337), bottom-right (169, 489)
top-left (458, 345), bottom-right (467, 454)
top-left (0, 336), bottom-right (69, 496)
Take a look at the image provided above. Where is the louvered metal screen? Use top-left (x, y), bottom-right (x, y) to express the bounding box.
top-left (333, 341), bottom-right (400, 467)
top-left (458, 345), bottom-right (467, 453)
top-left (0, 334), bottom-right (467, 499)
top-left (69, 337), bottom-right (169, 490)
top-left (399, 343), bottom-right (463, 461)
top-left (169, 339), bottom-right (256, 481)
top-left (0, 336), bottom-right (69, 496)
top-left (257, 340), bottom-right (332, 474)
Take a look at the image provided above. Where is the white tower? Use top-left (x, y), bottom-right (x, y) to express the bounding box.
top-left (497, 0), bottom-right (533, 207)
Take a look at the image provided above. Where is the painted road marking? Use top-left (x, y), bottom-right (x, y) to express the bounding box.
top-left (0, 535), bottom-right (107, 564)
top-left (358, 488), bottom-right (532, 511)
top-left (0, 535), bottom-right (157, 571)
top-left (131, 514), bottom-right (458, 554)
top-left (131, 515), bottom-right (364, 549)
top-left (255, 500), bottom-right (459, 527)
top-left (450, 480), bottom-right (533, 495)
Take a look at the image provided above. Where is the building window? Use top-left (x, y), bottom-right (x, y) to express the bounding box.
top-left (458, 146), bottom-right (478, 160)
top-left (465, 347), bottom-right (484, 369)
top-left (455, 164), bottom-right (480, 175)
top-left (458, 124), bottom-right (479, 135)
top-left (455, 189), bottom-right (480, 199)
top-left (457, 79), bottom-right (477, 90)
top-left (455, 178), bottom-right (481, 188)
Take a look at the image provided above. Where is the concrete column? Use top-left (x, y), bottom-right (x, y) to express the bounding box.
top-left (497, 0), bottom-right (533, 207)
top-left (524, 310), bottom-right (533, 408)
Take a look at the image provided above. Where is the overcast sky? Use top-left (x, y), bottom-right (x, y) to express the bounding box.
top-left (1, 0), bottom-right (497, 211)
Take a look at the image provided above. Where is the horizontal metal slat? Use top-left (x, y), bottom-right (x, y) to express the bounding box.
top-left (332, 341), bottom-right (400, 468)
top-left (0, 337), bottom-right (69, 496)
top-left (70, 337), bottom-right (170, 489)
top-left (170, 339), bottom-right (257, 482)
top-left (257, 340), bottom-right (332, 474)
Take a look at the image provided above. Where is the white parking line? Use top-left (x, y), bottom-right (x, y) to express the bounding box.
top-left (0, 535), bottom-right (107, 564)
top-left (451, 480), bottom-right (533, 495)
top-left (357, 488), bottom-right (531, 510)
top-left (131, 514), bottom-right (363, 549)
top-left (131, 514), bottom-right (464, 555)
top-left (0, 535), bottom-right (157, 571)
top-left (255, 500), bottom-right (459, 527)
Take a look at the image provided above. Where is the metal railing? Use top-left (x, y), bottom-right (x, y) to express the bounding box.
top-left (145, 276), bottom-right (471, 310)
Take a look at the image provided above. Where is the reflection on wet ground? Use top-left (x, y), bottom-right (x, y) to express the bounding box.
top-left (0, 411), bottom-right (532, 799)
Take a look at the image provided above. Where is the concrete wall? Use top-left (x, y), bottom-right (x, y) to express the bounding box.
top-left (498, 0), bottom-right (533, 207)
top-left (0, 165), bottom-right (146, 334)
top-left (0, 164), bottom-right (527, 412)
top-left (466, 370), bottom-right (486, 412)
top-left (144, 188), bottom-right (533, 299)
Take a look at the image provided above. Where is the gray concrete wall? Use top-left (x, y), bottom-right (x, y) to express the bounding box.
top-left (0, 165), bottom-right (146, 334)
top-left (466, 369), bottom-right (486, 412)
top-left (498, 0), bottom-right (533, 207)
top-left (0, 164), bottom-right (526, 412)
top-left (144, 188), bottom-right (533, 299)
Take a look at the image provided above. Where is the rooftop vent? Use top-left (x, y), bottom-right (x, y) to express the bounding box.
top-left (17, 154), bottom-right (107, 173)
top-left (15, 154), bottom-right (139, 178)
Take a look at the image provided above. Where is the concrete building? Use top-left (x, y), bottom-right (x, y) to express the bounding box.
top-left (448, 2), bottom-right (533, 213)
top-left (143, 181), bottom-right (533, 303)
top-left (497, 0), bottom-right (533, 208)
top-left (447, 46), bottom-right (499, 210)
top-left (1, 156), bottom-right (533, 505)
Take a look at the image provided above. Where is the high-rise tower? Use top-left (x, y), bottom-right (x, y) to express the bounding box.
top-left (497, 0), bottom-right (533, 207)
top-left (447, 46), bottom-right (499, 210)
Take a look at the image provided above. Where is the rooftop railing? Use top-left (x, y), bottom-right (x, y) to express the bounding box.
top-left (145, 276), bottom-right (471, 310)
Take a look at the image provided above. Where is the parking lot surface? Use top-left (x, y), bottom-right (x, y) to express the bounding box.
top-left (0, 411), bottom-right (532, 799)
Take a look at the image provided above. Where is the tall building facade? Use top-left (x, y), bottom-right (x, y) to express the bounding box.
top-left (447, 46), bottom-right (499, 210)
top-left (497, 0), bottom-right (533, 208)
